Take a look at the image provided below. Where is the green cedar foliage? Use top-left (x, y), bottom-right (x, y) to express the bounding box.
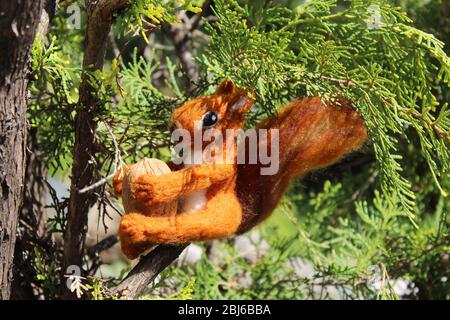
top-left (29, 0), bottom-right (449, 299)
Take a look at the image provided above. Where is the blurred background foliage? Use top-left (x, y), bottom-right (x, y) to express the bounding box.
top-left (21, 0), bottom-right (449, 300)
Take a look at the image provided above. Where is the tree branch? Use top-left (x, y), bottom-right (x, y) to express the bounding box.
top-left (62, 0), bottom-right (128, 298)
top-left (111, 244), bottom-right (187, 299)
top-left (190, 0), bottom-right (211, 31)
top-left (65, 0), bottom-right (205, 300)
top-left (164, 0), bottom-right (211, 91)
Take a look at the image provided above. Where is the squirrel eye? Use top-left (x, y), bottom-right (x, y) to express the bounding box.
top-left (202, 111), bottom-right (218, 128)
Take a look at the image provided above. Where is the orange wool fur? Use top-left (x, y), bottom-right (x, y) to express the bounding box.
top-left (114, 80), bottom-right (368, 259)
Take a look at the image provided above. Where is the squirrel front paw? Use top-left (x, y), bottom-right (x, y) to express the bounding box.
top-left (119, 214), bottom-right (157, 259)
top-left (131, 175), bottom-right (162, 206)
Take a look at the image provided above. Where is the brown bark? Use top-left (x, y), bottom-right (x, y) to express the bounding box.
top-left (11, 127), bottom-right (49, 300)
top-left (62, 0), bottom-right (128, 297)
top-left (19, 130), bottom-right (48, 236)
top-left (21, 131), bottom-right (47, 236)
top-left (10, 1), bottom-right (58, 300)
top-left (0, 0), bottom-right (45, 300)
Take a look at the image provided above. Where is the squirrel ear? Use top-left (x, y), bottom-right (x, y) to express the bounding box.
top-left (230, 91), bottom-right (255, 113)
top-left (216, 80), bottom-right (237, 95)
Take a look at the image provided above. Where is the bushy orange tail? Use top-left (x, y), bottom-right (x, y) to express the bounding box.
top-left (237, 97), bottom-right (368, 232)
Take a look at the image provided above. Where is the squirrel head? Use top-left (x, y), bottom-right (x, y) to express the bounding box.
top-left (171, 80), bottom-right (254, 131)
top-left (170, 80), bottom-right (255, 165)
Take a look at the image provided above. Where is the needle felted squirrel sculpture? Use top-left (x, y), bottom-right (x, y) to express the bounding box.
top-left (114, 80), bottom-right (367, 259)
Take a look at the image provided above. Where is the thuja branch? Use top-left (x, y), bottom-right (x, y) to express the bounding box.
top-left (320, 73), bottom-right (449, 145)
top-left (280, 8), bottom-right (354, 32)
top-left (406, 109), bottom-right (450, 144)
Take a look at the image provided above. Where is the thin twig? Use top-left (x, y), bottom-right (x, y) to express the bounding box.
top-left (406, 109), bottom-right (450, 144)
top-left (321, 75), bottom-right (355, 87)
top-left (78, 120), bottom-right (123, 194)
top-left (78, 171), bottom-right (117, 194)
top-left (87, 235), bottom-right (118, 258)
top-left (351, 170), bottom-right (379, 201)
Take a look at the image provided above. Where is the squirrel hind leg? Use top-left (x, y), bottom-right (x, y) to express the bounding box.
top-left (119, 213), bottom-right (156, 259)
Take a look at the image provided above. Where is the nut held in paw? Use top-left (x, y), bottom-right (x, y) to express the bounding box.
top-left (121, 158), bottom-right (178, 217)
